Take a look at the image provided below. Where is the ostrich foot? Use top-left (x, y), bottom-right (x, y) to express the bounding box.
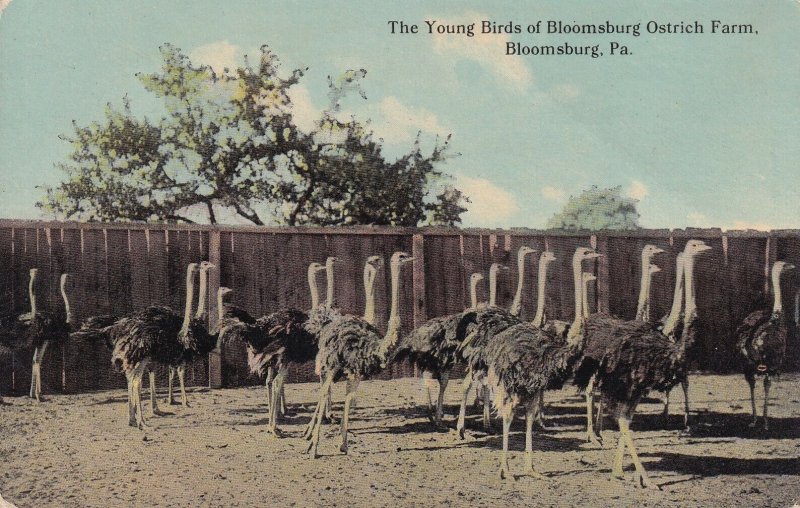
top-left (456, 426), bottom-right (466, 440)
top-left (321, 414), bottom-right (339, 425)
top-left (634, 472), bottom-right (661, 490)
top-left (748, 420), bottom-right (758, 429)
top-left (267, 427), bottom-right (285, 438)
top-left (535, 419), bottom-right (551, 430)
top-left (586, 432), bottom-right (603, 448)
top-left (763, 419), bottom-right (770, 431)
top-left (304, 440), bottom-right (320, 459)
top-left (339, 443), bottom-right (348, 454)
top-left (611, 469), bottom-right (625, 480)
top-left (525, 468), bottom-right (549, 481)
top-left (152, 409), bottom-right (169, 417)
top-left (182, 401), bottom-right (191, 408)
top-left (498, 467), bottom-right (516, 481)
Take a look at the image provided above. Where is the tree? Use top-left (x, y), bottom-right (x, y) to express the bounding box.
top-left (547, 185), bottom-right (640, 230)
top-left (39, 44), bottom-right (467, 227)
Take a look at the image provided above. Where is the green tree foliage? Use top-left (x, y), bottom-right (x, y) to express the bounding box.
top-left (547, 185), bottom-right (640, 230)
top-left (39, 44), bottom-right (467, 226)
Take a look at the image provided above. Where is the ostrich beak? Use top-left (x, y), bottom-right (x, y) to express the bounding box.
top-left (786, 263), bottom-right (796, 271)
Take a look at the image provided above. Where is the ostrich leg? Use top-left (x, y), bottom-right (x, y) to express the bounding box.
top-left (268, 366), bottom-right (288, 436)
top-left (482, 384), bottom-right (492, 431)
top-left (30, 341), bottom-right (50, 401)
top-left (618, 415), bottom-right (660, 490)
top-left (340, 376), bottom-right (361, 454)
top-left (434, 372), bottom-right (449, 424)
top-left (306, 374), bottom-right (335, 458)
top-left (746, 372), bottom-right (758, 427)
top-left (126, 371), bottom-right (137, 427)
top-left (177, 364), bottom-right (189, 407)
top-left (535, 391), bottom-right (550, 429)
top-left (167, 367), bottom-right (176, 405)
top-left (265, 366), bottom-right (274, 420)
top-left (148, 370), bottom-right (164, 415)
top-left (455, 375), bottom-right (473, 439)
top-left (681, 379), bottom-right (690, 430)
top-left (763, 375), bottom-right (771, 430)
top-left (525, 400), bottom-right (548, 480)
top-left (585, 375), bottom-right (602, 446)
top-left (498, 409), bottom-right (513, 480)
top-left (279, 382), bottom-right (287, 416)
top-left (662, 390), bottom-right (670, 419)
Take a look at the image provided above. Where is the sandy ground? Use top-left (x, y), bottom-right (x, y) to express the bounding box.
top-left (0, 373), bottom-right (798, 507)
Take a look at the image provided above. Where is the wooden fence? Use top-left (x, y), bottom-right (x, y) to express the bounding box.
top-left (1, 220), bottom-right (798, 395)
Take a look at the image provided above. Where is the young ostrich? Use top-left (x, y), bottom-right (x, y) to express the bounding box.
top-left (164, 261), bottom-right (217, 408)
top-left (581, 244), bottom-right (665, 443)
top-left (305, 251), bottom-right (414, 457)
top-left (573, 239), bottom-right (712, 489)
top-left (8, 269), bottom-right (73, 401)
top-left (736, 260), bottom-right (795, 430)
top-left (302, 254), bottom-right (386, 436)
top-left (1, 269), bottom-right (72, 401)
top-left (104, 262), bottom-right (201, 428)
top-left (484, 248), bottom-right (599, 480)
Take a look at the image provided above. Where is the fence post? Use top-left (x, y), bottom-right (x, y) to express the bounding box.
top-left (411, 234), bottom-right (426, 378)
top-left (207, 229), bottom-right (223, 389)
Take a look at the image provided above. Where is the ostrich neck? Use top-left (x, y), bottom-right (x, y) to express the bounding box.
top-left (635, 255), bottom-right (653, 321)
top-left (29, 272), bottom-right (37, 316)
top-left (469, 278), bottom-right (480, 308)
top-left (308, 267), bottom-right (320, 309)
top-left (662, 254), bottom-right (685, 336)
top-left (216, 291), bottom-right (226, 321)
top-left (325, 263), bottom-right (335, 309)
top-left (567, 257), bottom-right (584, 341)
top-left (182, 268), bottom-right (196, 331)
top-left (363, 266), bottom-right (377, 325)
top-left (772, 265), bottom-right (783, 314)
top-left (532, 259), bottom-right (551, 327)
top-left (379, 262), bottom-right (403, 359)
top-left (489, 268), bottom-right (498, 307)
top-left (510, 252), bottom-right (527, 314)
top-left (582, 278), bottom-right (592, 319)
top-left (683, 254), bottom-right (697, 326)
top-left (195, 268), bottom-right (209, 320)
top-left (60, 276), bottom-right (72, 324)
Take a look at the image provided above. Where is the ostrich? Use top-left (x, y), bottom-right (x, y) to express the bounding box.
top-left (3, 269), bottom-right (73, 401)
top-left (483, 249), bottom-right (599, 480)
top-left (101, 262), bottom-right (200, 428)
top-left (573, 239), bottom-right (712, 489)
top-left (658, 252), bottom-right (689, 424)
top-left (736, 260), bottom-right (795, 430)
top-left (391, 270), bottom-right (488, 424)
top-left (305, 251), bottom-right (414, 457)
top-left (303, 254), bottom-right (385, 436)
top-left (163, 260), bottom-right (217, 408)
top-left (581, 244), bottom-right (665, 443)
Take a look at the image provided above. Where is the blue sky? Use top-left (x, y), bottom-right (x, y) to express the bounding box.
top-left (1, 1), bottom-right (798, 229)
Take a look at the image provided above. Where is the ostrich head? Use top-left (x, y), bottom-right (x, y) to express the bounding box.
top-left (366, 255), bottom-right (385, 270)
top-left (308, 262), bottom-right (326, 275)
top-left (470, 272), bottom-right (484, 285)
top-left (574, 247), bottom-right (602, 262)
top-left (325, 256), bottom-right (338, 269)
top-left (218, 286), bottom-right (233, 298)
top-left (490, 263), bottom-right (510, 274)
top-left (648, 263), bottom-right (662, 276)
top-left (518, 246), bottom-right (537, 258)
top-left (683, 239), bottom-right (712, 256)
top-left (774, 260), bottom-right (795, 275)
top-left (641, 244), bottom-right (666, 263)
top-left (540, 251), bottom-right (556, 264)
top-left (391, 251), bottom-right (415, 266)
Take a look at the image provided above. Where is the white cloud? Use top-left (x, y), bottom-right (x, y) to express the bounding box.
top-left (189, 40), bottom-right (241, 75)
top-left (550, 83), bottom-right (581, 102)
top-left (369, 96), bottom-right (447, 143)
top-left (457, 175), bottom-right (520, 226)
top-left (626, 180), bottom-right (649, 201)
top-left (728, 220), bottom-right (774, 231)
top-left (430, 11), bottom-right (532, 91)
top-left (541, 186), bottom-right (565, 202)
top-left (287, 85), bottom-right (319, 134)
top-left (687, 212), bottom-right (710, 227)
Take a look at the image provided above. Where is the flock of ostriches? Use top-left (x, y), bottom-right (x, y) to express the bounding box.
top-left (0, 240), bottom-right (794, 490)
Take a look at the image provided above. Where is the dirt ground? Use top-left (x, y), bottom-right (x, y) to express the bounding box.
top-left (0, 373), bottom-right (798, 507)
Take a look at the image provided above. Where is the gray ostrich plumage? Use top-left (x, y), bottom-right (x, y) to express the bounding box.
top-left (735, 260), bottom-right (794, 430)
top-left (213, 261), bottom-right (322, 436)
top-left (304, 251), bottom-right (414, 458)
top-left (0, 268), bottom-right (73, 401)
top-left (480, 246), bottom-right (598, 480)
top-left (391, 271), bottom-right (484, 424)
top-left (77, 262), bottom-right (201, 428)
top-left (571, 239), bottom-right (712, 489)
